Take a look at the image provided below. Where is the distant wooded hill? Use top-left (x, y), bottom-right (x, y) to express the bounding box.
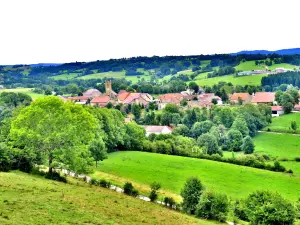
top-left (233, 48), bottom-right (300, 55)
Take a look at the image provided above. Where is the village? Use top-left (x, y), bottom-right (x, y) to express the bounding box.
top-left (62, 80), bottom-right (300, 116)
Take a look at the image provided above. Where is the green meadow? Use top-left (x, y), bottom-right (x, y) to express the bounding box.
top-left (0, 88), bottom-right (45, 99)
top-left (194, 74), bottom-right (266, 87)
top-left (0, 171), bottom-right (217, 225)
top-left (253, 132), bottom-right (300, 160)
top-left (50, 73), bottom-right (79, 80)
top-left (263, 113), bottom-right (300, 134)
top-left (94, 151), bottom-right (300, 201)
top-left (235, 61), bottom-right (265, 71)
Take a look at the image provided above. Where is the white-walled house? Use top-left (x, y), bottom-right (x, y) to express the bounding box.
top-left (143, 126), bottom-right (173, 136)
top-left (271, 106), bottom-right (284, 117)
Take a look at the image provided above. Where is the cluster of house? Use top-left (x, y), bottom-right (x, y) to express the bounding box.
top-left (230, 92), bottom-right (300, 116)
top-left (60, 81), bottom-right (157, 107)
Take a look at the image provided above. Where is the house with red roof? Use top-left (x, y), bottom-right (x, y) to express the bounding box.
top-left (229, 93), bottom-right (252, 104)
top-left (143, 125), bottom-right (173, 136)
top-left (90, 96), bottom-right (113, 107)
top-left (117, 91), bottom-right (154, 107)
top-left (251, 92), bottom-right (275, 105)
top-left (188, 93), bottom-right (222, 109)
top-left (158, 93), bottom-right (184, 109)
top-left (271, 106), bottom-right (284, 117)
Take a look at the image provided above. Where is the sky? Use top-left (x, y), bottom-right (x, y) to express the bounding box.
top-left (0, 0), bottom-right (299, 64)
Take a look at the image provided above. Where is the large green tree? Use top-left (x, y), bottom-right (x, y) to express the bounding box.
top-left (244, 191), bottom-right (296, 225)
top-left (10, 96), bottom-right (97, 174)
top-left (181, 177), bottom-right (204, 215)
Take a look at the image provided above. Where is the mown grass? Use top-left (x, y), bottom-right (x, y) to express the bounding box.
top-left (94, 151), bottom-right (300, 201)
top-left (0, 88), bottom-right (45, 99)
top-left (263, 113), bottom-right (300, 134)
top-left (0, 171), bottom-right (218, 225)
top-left (253, 132), bottom-right (300, 160)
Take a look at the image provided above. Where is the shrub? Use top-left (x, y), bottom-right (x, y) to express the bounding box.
top-left (196, 191), bottom-right (229, 222)
top-left (45, 171), bottom-right (67, 183)
top-left (164, 197), bottom-right (176, 209)
top-left (0, 143), bottom-right (12, 172)
top-left (181, 177), bottom-right (204, 215)
top-left (90, 178), bottom-right (99, 186)
top-left (149, 182), bottom-right (161, 202)
top-left (244, 191), bottom-right (296, 225)
top-left (233, 200), bottom-right (248, 221)
top-left (11, 154), bottom-right (33, 173)
top-left (123, 182), bottom-right (139, 197)
top-left (273, 161), bottom-right (286, 172)
top-left (99, 179), bottom-right (111, 188)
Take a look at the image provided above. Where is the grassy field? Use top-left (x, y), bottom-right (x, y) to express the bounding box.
top-left (75, 70), bottom-right (151, 83)
top-left (94, 151), bottom-right (300, 201)
top-left (263, 113), bottom-right (300, 133)
top-left (0, 171), bottom-right (218, 225)
top-left (253, 132), bottom-right (300, 160)
top-left (0, 88), bottom-right (45, 99)
top-left (50, 73), bottom-right (79, 80)
top-left (235, 61), bottom-right (265, 71)
top-left (194, 74), bottom-right (266, 86)
top-left (235, 60), bottom-right (297, 71)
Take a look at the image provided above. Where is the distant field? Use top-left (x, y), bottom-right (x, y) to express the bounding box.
top-left (0, 88), bottom-right (45, 99)
top-left (267, 63), bottom-right (298, 70)
top-left (235, 61), bottom-right (265, 71)
top-left (263, 113), bottom-right (300, 133)
top-left (50, 73), bottom-right (79, 80)
top-left (0, 171), bottom-right (211, 225)
top-left (235, 60), bottom-right (297, 71)
top-left (253, 132), bottom-right (300, 160)
top-left (94, 151), bottom-right (300, 201)
top-left (76, 71), bottom-right (126, 80)
top-left (194, 74), bottom-right (266, 86)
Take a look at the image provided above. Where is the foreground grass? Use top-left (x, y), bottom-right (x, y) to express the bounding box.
top-left (0, 88), bottom-right (45, 99)
top-left (253, 132), bottom-right (300, 160)
top-left (94, 151), bottom-right (300, 201)
top-left (0, 171), bottom-right (218, 225)
top-left (263, 113), bottom-right (300, 134)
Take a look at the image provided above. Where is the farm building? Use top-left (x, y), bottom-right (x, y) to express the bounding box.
top-left (143, 125), bottom-right (173, 136)
top-left (251, 92), bottom-right (275, 105)
top-left (271, 106), bottom-right (284, 117)
top-left (90, 96), bottom-right (114, 107)
top-left (229, 93), bottom-right (252, 104)
top-left (158, 93), bottom-right (185, 109)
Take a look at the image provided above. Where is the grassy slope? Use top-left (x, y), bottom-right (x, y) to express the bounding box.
top-left (50, 73), bottom-right (79, 80)
top-left (94, 151), bottom-right (300, 201)
top-left (235, 61), bottom-right (265, 71)
top-left (253, 132), bottom-right (300, 160)
top-left (263, 113), bottom-right (300, 133)
top-left (0, 171), bottom-right (217, 225)
top-left (0, 88), bottom-right (45, 99)
top-left (194, 74), bottom-right (266, 87)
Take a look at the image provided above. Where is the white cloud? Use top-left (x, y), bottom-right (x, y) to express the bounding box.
top-left (0, 0), bottom-right (299, 64)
